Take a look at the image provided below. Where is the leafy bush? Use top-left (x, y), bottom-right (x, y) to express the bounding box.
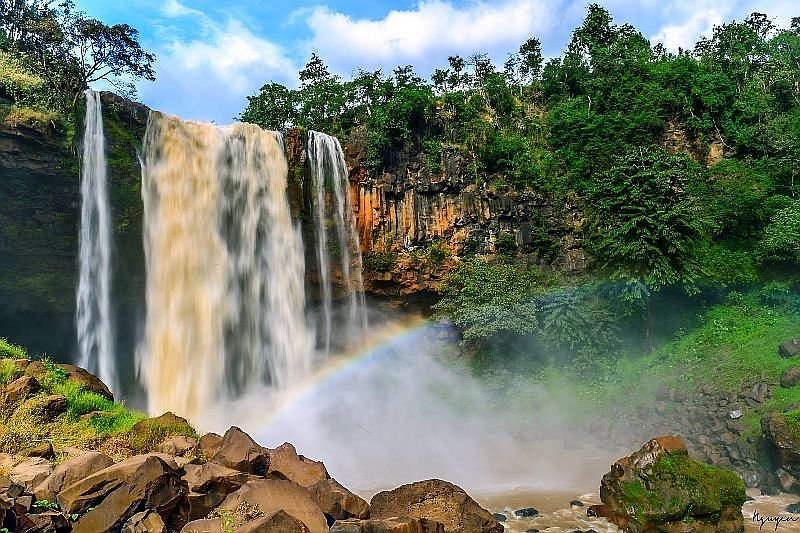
top-left (494, 232), bottom-right (518, 256)
top-left (0, 337), bottom-right (27, 359)
top-left (757, 201), bottom-right (800, 265)
top-left (364, 251), bottom-right (395, 272)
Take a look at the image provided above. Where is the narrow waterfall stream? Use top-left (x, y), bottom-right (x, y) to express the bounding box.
top-left (76, 89), bottom-right (116, 393)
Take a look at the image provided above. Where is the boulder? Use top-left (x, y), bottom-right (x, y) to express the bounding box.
top-left (331, 517), bottom-right (444, 533)
top-left (762, 411), bottom-right (800, 479)
top-left (198, 432), bottom-right (224, 459)
top-left (210, 427), bottom-right (269, 476)
top-left (23, 361), bottom-right (113, 400)
top-left (129, 412), bottom-right (195, 452)
top-left (220, 479), bottom-right (328, 533)
top-left (38, 394), bottom-right (68, 420)
top-left (181, 518), bottom-right (223, 532)
top-left (15, 510), bottom-right (70, 532)
top-left (57, 453), bottom-right (179, 514)
top-left (182, 462), bottom-right (250, 520)
top-left (308, 478), bottom-right (369, 523)
top-left (70, 455), bottom-right (187, 533)
top-left (237, 510), bottom-right (312, 532)
top-left (34, 450), bottom-right (114, 502)
top-left (25, 441), bottom-right (54, 459)
top-left (267, 442), bottom-right (329, 487)
top-left (0, 475), bottom-right (24, 499)
top-left (10, 457), bottom-right (53, 492)
top-left (122, 509), bottom-right (167, 533)
top-left (158, 435), bottom-right (198, 457)
top-left (599, 436), bottom-right (747, 532)
top-left (780, 339), bottom-right (800, 358)
top-left (781, 368), bottom-right (800, 388)
top-left (3, 375), bottom-right (40, 406)
top-left (370, 479), bottom-right (503, 533)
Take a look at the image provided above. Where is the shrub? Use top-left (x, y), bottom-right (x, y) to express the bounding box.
top-left (495, 232), bottom-right (518, 256)
top-left (364, 251), bottom-right (395, 272)
top-left (0, 338), bottom-right (27, 359)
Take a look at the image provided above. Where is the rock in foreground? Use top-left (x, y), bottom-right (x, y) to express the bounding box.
top-left (371, 479), bottom-right (503, 533)
top-left (598, 436), bottom-right (746, 532)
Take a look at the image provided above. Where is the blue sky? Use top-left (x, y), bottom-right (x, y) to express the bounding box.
top-left (74, 0), bottom-right (798, 124)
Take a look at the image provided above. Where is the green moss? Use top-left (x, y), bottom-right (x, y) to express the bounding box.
top-left (783, 410), bottom-right (800, 441)
top-left (127, 415), bottom-right (197, 454)
top-left (616, 451), bottom-right (746, 528)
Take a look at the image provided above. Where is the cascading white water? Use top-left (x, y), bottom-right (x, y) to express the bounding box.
top-left (76, 89), bottom-right (116, 393)
top-left (307, 131), bottom-right (368, 351)
top-left (138, 112), bottom-right (312, 420)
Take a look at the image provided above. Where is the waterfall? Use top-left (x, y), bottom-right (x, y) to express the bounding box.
top-left (76, 89), bottom-right (116, 393)
top-left (138, 113), bottom-right (312, 420)
top-left (307, 131), bottom-right (368, 352)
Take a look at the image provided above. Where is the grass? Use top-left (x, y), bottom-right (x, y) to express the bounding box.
top-left (0, 339), bottom-right (198, 460)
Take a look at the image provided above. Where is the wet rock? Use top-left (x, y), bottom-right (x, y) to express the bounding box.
top-left (267, 442), bottom-right (329, 487)
top-left (491, 513), bottom-right (506, 522)
top-left (331, 517), bottom-right (444, 533)
top-left (781, 368), bottom-right (800, 388)
top-left (599, 436), bottom-right (746, 532)
top-left (761, 411), bottom-right (800, 479)
top-left (122, 509), bottom-right (166, 533)
top-left (785, 502), bottom-right (800, 513)
top-left (3, 375), bottom-right (40, 406)
top-left (210, 427), bottom-right (269, 476)
top-left (514, 507), bottom-right (538, 517)
top-left (307, 478), bottom-right (370, 524)
top-left (34, 450), bottom-right (114, 502)
top-left (220, 479), bottom-right (328, 533)
top-left (10, 457), bottom-right (53, 492)
top-left (569, 500), bottom-right (583, 507)
top-left (776, 468), bottom-right (800, 493)
top-left (69, 455), bottom-right (187, 533)
top-left (780, 339), bottom-right (800, 358)
top-left (371, 479), bottom-right (503, 533)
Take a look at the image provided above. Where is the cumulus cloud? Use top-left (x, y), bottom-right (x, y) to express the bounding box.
top-left (137, 0), bottom-right (296, 123)
top-left (650, 8), bottom-right (726, 51)
top-left (303, 0), bottom-right (557, 74)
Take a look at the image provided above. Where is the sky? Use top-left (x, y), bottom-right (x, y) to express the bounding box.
top-left (74, 0), bottom-right (798, 124)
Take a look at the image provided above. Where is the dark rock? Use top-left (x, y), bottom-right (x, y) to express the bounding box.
top-left (785, 502), bottom-right (800, 513)
top-left (238, 510), bottom-right (314, 533)
top-left (371, 479), bottom-right (503, 533)
top-left (25, 442), bottom-right (54, 459)
top-left (780, 339), bottom-right (800, 358)
top-left (122, 509), bottom-right (166, 533)
top-left (15, 510), bottom-right (70, 532)
top-left (182, 462), bottom-right (250, 520)
top-left (781, 368), bottom-right (800, 388)
top-left (514, 507), bottom-right (538, 517)
top-left (491, 513), bottom-right (506, 522)
top-left (0, 475), bottom-right (24, 499)
top-left (157, 435), bottom-right (198, 457)
top-left (210, 427), bottom-right (269, 476)
top-left (569, 500), bottom-right (583, 507)
top-left (761, 411), bottom-right (800, 477)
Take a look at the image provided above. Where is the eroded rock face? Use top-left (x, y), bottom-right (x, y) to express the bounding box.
top-left (331, 517), bottom-right (444, 533)
top-left (370, 479), bottom-right (503, 533)
top-left (220, 479), bottom-right (328, 533)
top-left (182, 462), bottom-right (251, 520)
top-left (599, 436), bottom-right (747, 532)
top-left (10, 457), bottom-right (53, 492)
top-left (762, 411), bottom-right (800, 493)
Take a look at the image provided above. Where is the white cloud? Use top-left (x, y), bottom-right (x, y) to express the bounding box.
top-left (304, 0), bottom-right (556, 74)
top-left (650, 8), bottom-right (727, 51)
top-left (137, 4), bottom-right (296, 123)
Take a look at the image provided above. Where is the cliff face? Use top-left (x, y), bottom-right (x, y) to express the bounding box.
top-left (0, 93), bottom-right (146, 367)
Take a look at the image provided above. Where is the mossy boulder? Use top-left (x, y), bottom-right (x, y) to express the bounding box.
top-left (761, 410), bottom-right (800, 492)
top-left (599, 436), bottom-right (746, 533)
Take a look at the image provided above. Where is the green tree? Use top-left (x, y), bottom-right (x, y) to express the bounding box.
top-left (587, 146), bottom-right (708, 349)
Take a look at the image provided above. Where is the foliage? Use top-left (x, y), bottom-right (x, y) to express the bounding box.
top-left (0, 337), bottom-right (27, 358)
top-left (494, 232), bottom-right (518, 256)
top-left (757, 201), bottom-right (800, 265)
top-left (363, 251), bottom-right (395, 272)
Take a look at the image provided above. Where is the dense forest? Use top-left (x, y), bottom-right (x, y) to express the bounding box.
top-left (242, 5), bottom-right (800, 371)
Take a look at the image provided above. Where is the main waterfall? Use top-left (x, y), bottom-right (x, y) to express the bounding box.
top-left (76, 89), bottom-right (116, 393)
top-left (138, 113), bottom-right (312, 419)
